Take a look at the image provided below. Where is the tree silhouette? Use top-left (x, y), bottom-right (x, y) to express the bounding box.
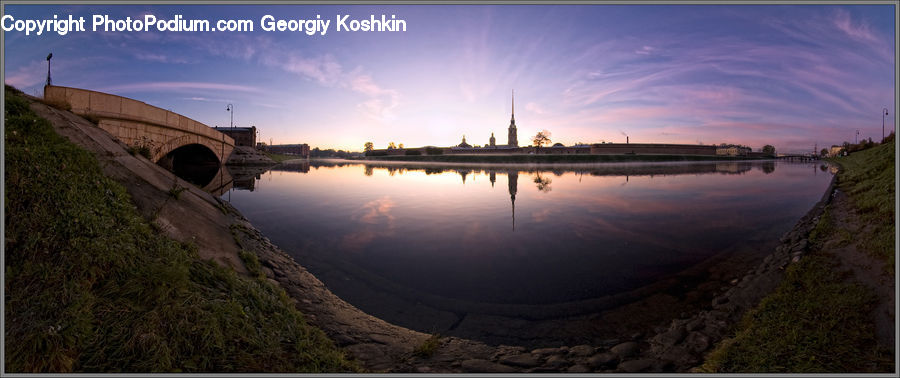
top-left (532, 130), bottom-right (552, 148)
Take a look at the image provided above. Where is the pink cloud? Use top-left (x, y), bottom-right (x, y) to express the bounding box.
top-left (833, 8), bottom-right (876, 41)
top-left (99, 81), bottom-right (263, 94)
top-left (4, 59), bottom-right (46, 89)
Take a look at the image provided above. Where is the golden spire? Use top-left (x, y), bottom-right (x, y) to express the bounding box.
top-left (511, 89), bottom-right (515, 122)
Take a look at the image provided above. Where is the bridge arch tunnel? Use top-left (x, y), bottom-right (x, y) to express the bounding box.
top-left (157, 143), bottom-right (221, 187)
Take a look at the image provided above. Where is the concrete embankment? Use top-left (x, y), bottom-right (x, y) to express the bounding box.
top-left (226, 145), bottom-right (277, 165)
top-left (30, 95), bottom-right (842, 372)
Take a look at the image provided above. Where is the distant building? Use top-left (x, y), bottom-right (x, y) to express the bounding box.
top-left (716, 146), bottom-right (752, 156)
top-left (456, 91), bottom-right (519, 151)
top-left (827, 145), bottom-right (845, 157)
top-left (264, 143), bottom-right (310, 158)
top-left (366, 90), bottom-right (725, 157)
top-left (213, 126), bottom-right (256, 147)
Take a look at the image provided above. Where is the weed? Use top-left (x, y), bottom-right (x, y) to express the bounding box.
top-left (127, 136), bottom-right (155, 160)
top-left (238, 250), bottom-right (265, 281)
top-left (413, 334), bottom-right (441, 358)
top-left (168, 184), bottom-right (186, 200)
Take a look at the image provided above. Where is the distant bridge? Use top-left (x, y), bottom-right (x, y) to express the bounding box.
top-left (776, 154), bottom-right (820, 162)
top-left (43, 86), bottom-right (234, 181)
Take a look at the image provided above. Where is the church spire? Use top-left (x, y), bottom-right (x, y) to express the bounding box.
top-left (507, 90), bottom-right (518, 147)
top-left (511, 89), bottom-right (515, 122)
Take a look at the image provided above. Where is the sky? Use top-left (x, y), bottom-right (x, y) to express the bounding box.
top-left (3, 4), bottom-right (896, 153)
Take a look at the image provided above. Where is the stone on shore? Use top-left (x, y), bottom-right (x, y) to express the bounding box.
top-left (618, 358), bottom-right (656, 373)
top-left (587, 352), bottom-right (619, 368)
top-left (568, 344), bottom-right (595, 357)
top-left (498, 353), bottom-right (542, 368)
top-left (610, 341), bottom-right (640, 358)
top-left (461, 359), bottom-right (518, 373)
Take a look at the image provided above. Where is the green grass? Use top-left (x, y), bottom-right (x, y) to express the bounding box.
top-left (264, 152), bottom-right (306, 163)
top-left (699, 141), bottom-right (896, 373)
top-left (4, 86), bottom-right (358, 373)
top-left (699, 253), bottom-right (892, 373)
top-left (829, 141), bottom-right (896, 273)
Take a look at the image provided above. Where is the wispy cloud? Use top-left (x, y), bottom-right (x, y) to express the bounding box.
top-left (3, 4), bottom-right (891, 152)
top-left (543, 7), bottom-right (894, 151)
top-left (832, 8), bottom-right (876, 41)
top-left (182, 33), bottom-right (401, 122)
top-left (134, 52), bottom-right (189, 64)
top-left (4, 60), bottom-right (47, 89)
top-left (180, 96), bottom-right (233, 103)
top-left (634, 45), bottom-right (655, 55)
top-left (525, 102), bottom-right (545, 115)
top-left (100, 81), bottom-right (263, 94)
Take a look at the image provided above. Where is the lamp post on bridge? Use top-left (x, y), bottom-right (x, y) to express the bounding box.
top-left (45, 53), bottom-right (53, 86)
top-left (226, 103), bottom-right (234, 129)
top-left (883, 107), bottom-right (889, 141)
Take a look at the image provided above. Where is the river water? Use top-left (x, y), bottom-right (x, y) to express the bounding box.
top-left (222, 159), bottom-right (833, 342)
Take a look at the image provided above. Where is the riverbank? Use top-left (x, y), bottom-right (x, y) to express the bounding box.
top-left (699, 141), bottom-right (895, 373)
top-left (365, 153), bottom-right (768, 164)
top-left (4, 86), bottom-right (356, 373)
top-left (8, 83), bottom-right (889, 373)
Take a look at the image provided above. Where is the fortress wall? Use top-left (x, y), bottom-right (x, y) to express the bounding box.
top-left (590, 143), bottom-right (717, 155)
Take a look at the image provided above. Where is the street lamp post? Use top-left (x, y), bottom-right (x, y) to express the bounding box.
top-left (45, 53), bottom-right (53, 86)
top-left (855, 129), bottom-right (859, 144)
top-left (226, 104), bottom-right (234, 128)
top-left (883, 107), bottom-right (889, 141)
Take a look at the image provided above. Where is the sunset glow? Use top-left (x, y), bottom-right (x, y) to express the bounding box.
top-left (4, 4), bottom-right (895, 153)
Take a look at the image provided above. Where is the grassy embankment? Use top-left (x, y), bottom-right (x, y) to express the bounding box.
top-left (365, 153), bottom-right (767, 163)
top-left (4, 86), bottom-right (358, 373)
top-left (263, 152), bottom-right (307, 163)
top-left (828, 136), bottom-right (895, 273)
top-left (699, 141), bottom-right (895, 373)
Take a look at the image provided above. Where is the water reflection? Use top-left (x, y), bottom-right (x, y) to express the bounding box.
top-left (509, 171), bottom-right (517, 231)
top-left (533, 173), bottom-right (552, 193)
top-left (220, 159), bottom-right (831, 340)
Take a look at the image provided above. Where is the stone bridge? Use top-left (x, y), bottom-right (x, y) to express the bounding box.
top-left (43, 85), bottom-right (234, 168)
